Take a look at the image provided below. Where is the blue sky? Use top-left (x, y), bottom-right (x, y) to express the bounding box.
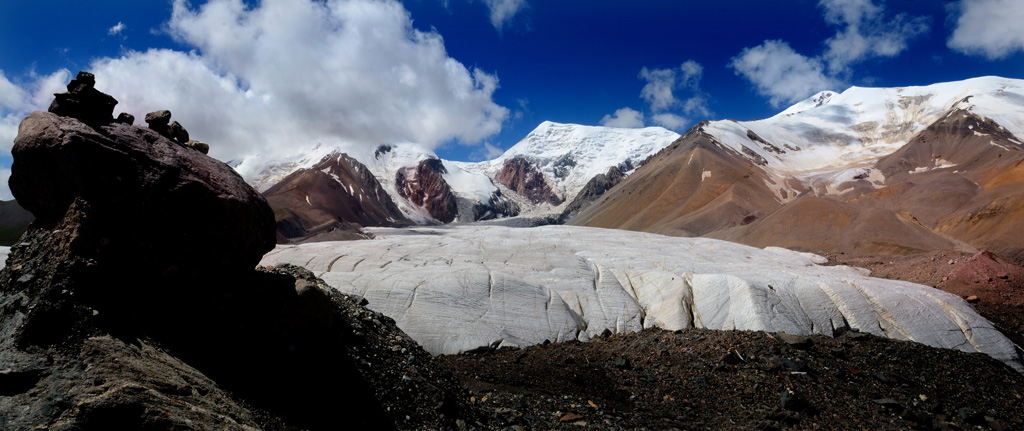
top-left (2, 0), bottom-right (1024, 198)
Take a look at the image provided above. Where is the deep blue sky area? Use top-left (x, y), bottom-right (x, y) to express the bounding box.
top-left (2, 0), bottom-right (1023, 167)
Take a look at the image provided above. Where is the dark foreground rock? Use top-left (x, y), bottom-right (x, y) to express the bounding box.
top-left (0, 74), bottom-right (472, 430)
top-left (436, 328), bottom-right (1024, 430)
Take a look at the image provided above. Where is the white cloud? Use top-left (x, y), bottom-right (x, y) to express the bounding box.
top-left (0, 168), bottom-right (10, 200)
top-left (650, 113), bottom-right (688, 130)
top-left (729, 40), bottom-right (838, 108)
top-left (731, 1), bottom-right (926, 109)
top-left (483, 0), bottom-right (527, 31)
top-left (678, 60), bottom-right (703, 89)
top-left (108, 22), bottom-right (126, 36)
top-left (0, 69), bottom-right (71, 153)
top-left (90, 0), bottom-right (508, 173)
top-left (0, 72), bottom-right (27, 112)
top-left (469, 142), bottom-right (505, 161)
top-left (639, 67), bottom-right (678, 112)
top-left (637, 60), bottom-right (710, 121)
top-left (819, 0), bottom-right (929, 74)
top-left (948, 0), bottom-right (1024, 59)
top-left (600, 107), bottom-right (645, 128)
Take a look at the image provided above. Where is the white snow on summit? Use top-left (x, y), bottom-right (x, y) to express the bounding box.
top-left (705, 76), bottom-right (1024, 180)
top-left (459, 121), bottom-right (680, 204)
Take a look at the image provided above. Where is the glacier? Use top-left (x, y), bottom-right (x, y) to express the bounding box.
top-left (259, 225), bottom-right (1023, 372)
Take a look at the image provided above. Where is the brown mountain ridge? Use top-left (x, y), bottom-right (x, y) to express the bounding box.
top-left (570, 109), bottom-right (1024, 257)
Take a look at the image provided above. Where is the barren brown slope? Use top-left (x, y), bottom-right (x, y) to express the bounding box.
top-left (875, 109), bottom-right (1024, 254)
top-left (708, 196), bottom-right (956, 255)
top-left (264, 152), bottom-right (409, 242)
top-left (570, 109), bottom-right (1024, 256)
top-left (568, 125), bottom-right (782, 237)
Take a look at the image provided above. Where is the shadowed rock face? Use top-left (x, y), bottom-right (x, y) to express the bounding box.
top-left (265, 152), bottom-right (409, 243)
top-left (558, 165), bottom-right (625, 223)
top-left (396, 158), bottom-right (458, 223)
top-left (496, 157), bottom-right (564, 206)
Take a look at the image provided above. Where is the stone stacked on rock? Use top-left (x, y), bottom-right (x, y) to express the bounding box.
top-left (144, 109), bottom-right (172, 137)
top-left (114, 112), bottom-right (134, 125)
top-left (143, 109), bottom-right (195, 148)
top-left (184, 140), bottom-right (210, 154)
top-left (47, 71), bottom-right (120, 125)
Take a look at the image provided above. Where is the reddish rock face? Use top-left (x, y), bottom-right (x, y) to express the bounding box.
top-left (396, 158), bottom-right (458, 223)
top-left (496, 157), bottom-right (564, 206)
top-left (264, 152), bottom-right (409, 242)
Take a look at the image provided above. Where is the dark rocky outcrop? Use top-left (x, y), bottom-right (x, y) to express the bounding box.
top-left (454, 190), bottom-right (520, 223)
top-left (558, 165), bottom-right (625, 223)
top-left (0, 74), bottom-right (472, 430)
top-left (11, 110), bottom-right (275, 276)
top-left (396, 158), bottom-right (459, 223)
top-left (265, 152), bottom-right (410, 243)
top-left (495, 156), bottom-right (564, 206)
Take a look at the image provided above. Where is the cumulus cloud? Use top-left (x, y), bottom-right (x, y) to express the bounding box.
top-left (108, 22), bottom-right (126, 36)
top-left (613, 60), bottom-right (709, 130)
top-left (599, 107), bottom-right (645, 128)
top-left (639, 67), bottom-right (677, 112)
top-left (95, 0), bottom-right (505, 174)
top-left (483, 0), bottom-right (527, 31)
top-left (0, 69), bottom-right (71, 153)
top-left (729, 40), bottom-right (838, 108)
top-left (731, 0), bottom-right (927, 108)
top-left (948, 0), bottom-right (1024, 59)
top-left (650, 113), bottom-right (688, 130)
top-left (819, 0), bottom-right (929, 74)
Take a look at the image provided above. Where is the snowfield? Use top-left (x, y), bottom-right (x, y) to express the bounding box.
top-left (259, 225), bottom-right (1023, 372)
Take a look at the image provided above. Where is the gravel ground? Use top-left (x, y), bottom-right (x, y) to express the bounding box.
top-left (433, 328), bottom-right (1022, 430)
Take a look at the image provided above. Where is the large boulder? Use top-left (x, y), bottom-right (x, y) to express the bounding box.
top-left (0, 74), bottom-right (472, 430)
top-left (10, 110), bottom-right (276, 275)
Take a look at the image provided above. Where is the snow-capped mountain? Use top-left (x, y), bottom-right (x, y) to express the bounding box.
top-left (570, 76), bottom-right (1024, 256)
top-left (458, 121), bottom-right (680, 209)
top-left (702, 76), bottom-right (1024, 199)
top-left (242, 122), bottom-right (679, 230)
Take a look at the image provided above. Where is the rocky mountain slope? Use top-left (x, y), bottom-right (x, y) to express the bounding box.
top-left (570, 76), bottom-right (1024, 257)
top-left (242, 122), bottom-right (678, 234)
top-left (260, 224), bottom-right (1023, 373)
top-left (263, 152), bottom-right (409, 243)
